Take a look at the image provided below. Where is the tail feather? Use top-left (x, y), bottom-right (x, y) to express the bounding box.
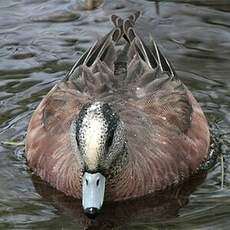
top-left (128, 11), bottom-right (141, 24)
top-left (122, 13), bottom-right (175, 78)
top-left (67, 28), bottom-right (121, 78)
top-left (150, 37), bottom-right (175, 77)
top-left (67, 12), bottom-right (175, 80)
top-left (123, 17), bottom-right (158, 69)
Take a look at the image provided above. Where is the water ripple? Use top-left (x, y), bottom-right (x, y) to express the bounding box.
top-left (0, 0), bottom-right (229, 229)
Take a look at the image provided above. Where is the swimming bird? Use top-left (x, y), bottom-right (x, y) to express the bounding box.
top-left (26, 12), bottom-right (210, 218)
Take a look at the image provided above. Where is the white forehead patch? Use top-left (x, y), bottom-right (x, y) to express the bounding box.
top-left (79, 103), bottom-right (107, 170)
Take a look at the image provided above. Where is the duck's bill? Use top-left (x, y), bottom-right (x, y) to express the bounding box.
top-left (82, 172), bottom-right (106, 218)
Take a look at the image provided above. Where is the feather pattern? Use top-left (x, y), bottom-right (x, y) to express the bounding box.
top-left (26, 12), bottom-right (210, 201)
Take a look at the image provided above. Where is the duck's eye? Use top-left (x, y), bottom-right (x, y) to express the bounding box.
top-left (76, 135), bottom-right (80, 146)
top-left (75, 122), bottom-right (81, 147)
top-left (107, 132), bottom-right (114, 147)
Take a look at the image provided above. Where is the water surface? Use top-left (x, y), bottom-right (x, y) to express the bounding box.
top-left (0, 0), bottom-right (230, 229)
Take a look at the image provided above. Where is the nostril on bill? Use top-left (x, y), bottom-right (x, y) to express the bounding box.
top-left (96, 178), bottom-right (100, 186)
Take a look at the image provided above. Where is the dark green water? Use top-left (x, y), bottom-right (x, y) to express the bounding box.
top-left (0, 0), bottom-right (229, 229)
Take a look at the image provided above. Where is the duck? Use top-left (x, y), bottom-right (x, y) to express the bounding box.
top-left (25, 12), bottom-right (210, 218)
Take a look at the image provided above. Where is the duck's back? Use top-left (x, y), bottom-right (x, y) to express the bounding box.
top-left (26, 13), bottom-right (210, 201)
top-left (107, 75), bottom-right (209, 200)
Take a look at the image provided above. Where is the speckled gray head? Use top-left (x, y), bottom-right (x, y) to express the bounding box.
top-left (75, 101), bottom-right (123, 173)
top-left (75, 101), bottom-right (128, 217)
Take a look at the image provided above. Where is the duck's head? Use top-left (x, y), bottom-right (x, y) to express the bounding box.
top-left (75, 101), bottom-right (128, 218)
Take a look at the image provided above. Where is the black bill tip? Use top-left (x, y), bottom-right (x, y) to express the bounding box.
top-left (84, 207), bottom-right (100, 219)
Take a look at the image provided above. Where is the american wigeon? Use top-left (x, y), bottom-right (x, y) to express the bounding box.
top-left (26, 12), bottom-right (210, 218)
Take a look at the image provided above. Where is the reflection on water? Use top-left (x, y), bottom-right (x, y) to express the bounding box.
top-left (0, 0), bottom-right (229, 229)
top-left (31, 173), bottom-right (207, 229)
